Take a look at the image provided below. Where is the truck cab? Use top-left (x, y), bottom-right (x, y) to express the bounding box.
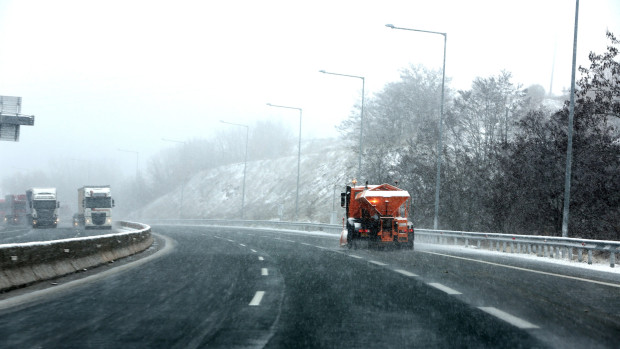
top-left (26, 188), bottom-right (60, 228)
top-left (76, 186), bottom-right (115, 229)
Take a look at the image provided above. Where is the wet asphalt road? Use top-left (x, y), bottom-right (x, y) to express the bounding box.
top-left (0, 224), bottom-right (618, 348)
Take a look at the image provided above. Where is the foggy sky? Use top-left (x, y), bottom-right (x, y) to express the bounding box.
top-left (1, 0), bottom-right (619, 185)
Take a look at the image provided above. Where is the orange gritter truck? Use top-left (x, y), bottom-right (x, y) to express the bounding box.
top-left (340, 181), bottom-right (414, 249)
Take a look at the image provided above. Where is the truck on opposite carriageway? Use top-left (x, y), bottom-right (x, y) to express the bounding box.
top-left (26, 187), bottom-right (60, 228)
top-left (74, 185), bottom-right (115, 229)
top-left (4, 194), bottom-right (27, 226)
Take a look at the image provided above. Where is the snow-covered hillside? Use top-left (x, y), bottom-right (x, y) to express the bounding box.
top-left (135, 138), bottom-right (356, 223)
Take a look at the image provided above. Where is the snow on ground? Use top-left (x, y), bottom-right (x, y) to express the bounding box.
top-left (0, 229), bottom-right (144, 248)
top-left (418, 241), bottom-right (620, 275)
top-left (261, 226), bottom-right (620, 275)
top-left (134, 138), bottom-right (355, 223)
top-left (132, 134), bottom-right (620, 278)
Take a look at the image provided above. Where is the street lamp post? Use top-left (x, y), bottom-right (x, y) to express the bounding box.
top-left (561, 0), bottom-right (580, 237)
top-left (220, 120), bottom-right (249, 220)
top-left (117, 148), bottom-right (139, 179)
top-left (266, 103), bottom-right (302, 221)
top-left (161, 138), bottom-right (187, 220)
top-left (386, 23), bottom-right (447, 230)
top-left (331, 182), bottom-right (340, 225)
top-left (319, 70), bottom-right (365, 180)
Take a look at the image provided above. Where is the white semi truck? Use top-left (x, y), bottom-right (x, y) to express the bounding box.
top-left (75, 185), bottom-right (114, 229)
top-left (25, 188), bottom-right (59, 228)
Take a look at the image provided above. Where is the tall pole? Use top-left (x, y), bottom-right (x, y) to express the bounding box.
top-left (562, 0), bottom-right (579, 237)
top-left (319, 70), bottom-right (365, 179)
top-left (220, 121), bottom-right (249, 219)
top-left (266, 103), bottom-right (302, 221)
top-left (243, 127), bottom-right (249, 220)
top-left (360, 79), bottom-right (365, 179)
top-left (386, 24), bottom-right (447, 230)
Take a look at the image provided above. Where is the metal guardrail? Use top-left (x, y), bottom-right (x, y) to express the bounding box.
top-left (414, 228), bottom-right (620, 268)
top-left (148, 218), bottom-right (342, 234)
top-left (146, 219), bottom-right (619, 268)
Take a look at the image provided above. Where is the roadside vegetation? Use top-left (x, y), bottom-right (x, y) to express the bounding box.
top-left (338, 32), bottom-right (619, 239)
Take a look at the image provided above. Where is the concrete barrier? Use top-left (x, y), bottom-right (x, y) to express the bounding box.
top-left (0, 221), bottom-right (152, 292)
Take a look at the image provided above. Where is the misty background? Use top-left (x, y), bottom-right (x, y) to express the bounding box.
top-left (1, 0), bottom-right (619, 238)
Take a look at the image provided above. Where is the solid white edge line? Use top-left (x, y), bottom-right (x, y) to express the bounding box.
top-left (428, 282), bottom-right (462, 295)
top-left (421, 251), bottom-right (620, 289)
top-left (249, 291), bottom-right (265, 306)
top-left (478, 306), bottom-right (539, 329)
top-left (369, 260), bottom-right (388, 266)
top-left (394, 269), bottom-right (418, 277)
top-left (261, 268), bottom-right (268, 276)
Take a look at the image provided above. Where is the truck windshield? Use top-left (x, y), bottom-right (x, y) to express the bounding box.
top-left (85, 197), bottom-right (112, 208)
top-left (33, 200), bottom-right (56, 209)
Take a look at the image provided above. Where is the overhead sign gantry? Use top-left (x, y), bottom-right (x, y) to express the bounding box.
top-left (0, 96), bottom-right (35, 142)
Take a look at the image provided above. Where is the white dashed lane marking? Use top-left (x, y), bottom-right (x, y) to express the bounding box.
top-left (428, 282), bottom-right (462, 295)
top-left (239, 244), bottom-right (246, 247)
top-left (251, 249), bottom-right (257, 253)
top-left (369, 260), bottom-right (388, 266)
top-left (336, 248), bottom-right (541, 331)
top-left (394, 269), bottom-right (418, 277)
top-left (258, 256), bottom-right (264, 261)
top-left (478, 307), bottom-right (539, 329)
top-left (261, 268), bottom-right (269, 276)
top-left (249, 291), bottom-right (265, 306)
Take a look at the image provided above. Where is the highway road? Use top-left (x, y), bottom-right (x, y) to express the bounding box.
top-left (0, 224), bottom-right (619, 348)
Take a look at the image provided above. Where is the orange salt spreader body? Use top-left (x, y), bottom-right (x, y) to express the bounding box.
top-left (339, 182), bottom-right (414, 249)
